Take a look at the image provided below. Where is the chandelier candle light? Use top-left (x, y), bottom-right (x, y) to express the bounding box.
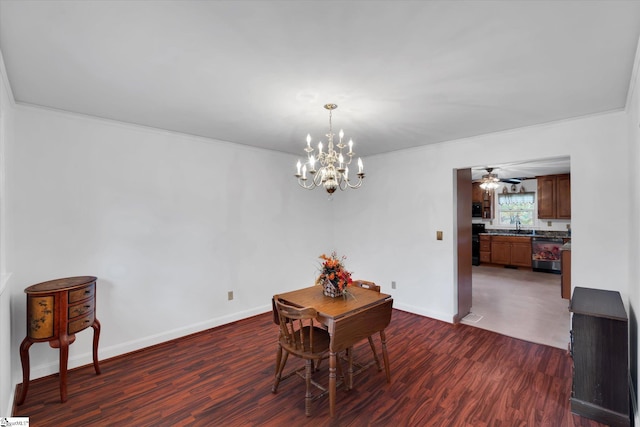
top-left (295, 104), bottom-right (365, 195)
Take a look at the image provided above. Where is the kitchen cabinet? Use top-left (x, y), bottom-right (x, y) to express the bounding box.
top-left (490, 236), bottom-right (532, 267)
top-left (557, 174), bottom-right (571, 218)
top-left (472, 183), bottom-right (494, 219)
top-left (561, 246), bottom-right (571, 299)
top-left (511, 240), bottom-right (533, 266)
top-left (479, 235), bottom-right (491, 263)
top-left (570, 287), bottom-right (629, 427)
top-left (472, 182), bottom-right (484, 203)
top-left (537, 174), bottom-right (571, 219)
top-left (490, 240), bottom-right (511, 264)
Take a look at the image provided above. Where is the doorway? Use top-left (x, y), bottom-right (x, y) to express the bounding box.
top-left (456, 157), bottom-right (571, 349)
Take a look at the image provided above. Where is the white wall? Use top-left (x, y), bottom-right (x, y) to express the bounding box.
top-left (6, 105), bottom-right (332, 387)
top-left (626, 36), bottom-right (640, 424)
top-left (0, 50), bottom-right (15, 417)
top-left (337, 111), bottom-right (630, 321)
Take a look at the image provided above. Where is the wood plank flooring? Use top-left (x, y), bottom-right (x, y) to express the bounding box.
top-left (13, 310), bottom-right (608, 426)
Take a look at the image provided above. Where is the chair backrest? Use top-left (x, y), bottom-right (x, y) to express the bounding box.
top-left (353, 279), bottom-right (381, 292)
top-left (273, 296), bottom-right (323, 354)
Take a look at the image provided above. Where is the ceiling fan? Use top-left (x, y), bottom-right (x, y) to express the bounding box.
top-left (471, 157), bottom-right (570, 182)
top-left (480, 167), bottom-right (524, 185)
top-left (476, 167), bottom-right (523, 185)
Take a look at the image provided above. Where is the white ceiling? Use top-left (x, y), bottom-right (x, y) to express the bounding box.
top-left (470, 156), bottom-right (570, 181)
top-left (1, 1), bottom-right (639, 166)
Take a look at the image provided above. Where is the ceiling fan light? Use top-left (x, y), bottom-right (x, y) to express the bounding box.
top-left (479, 168), bottom-right (500, 191)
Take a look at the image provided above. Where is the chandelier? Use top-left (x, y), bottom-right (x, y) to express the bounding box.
top-left (294, 104), bottom-right (365, 195)
top-left (479, 168), bottom-right (500, 191)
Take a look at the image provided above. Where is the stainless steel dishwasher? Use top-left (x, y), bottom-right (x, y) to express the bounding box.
top-left (531, 236), bottom-right (563, 274)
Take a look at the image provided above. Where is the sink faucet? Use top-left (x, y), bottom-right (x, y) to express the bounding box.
top-left (515, 216), bottom-right (522, 233)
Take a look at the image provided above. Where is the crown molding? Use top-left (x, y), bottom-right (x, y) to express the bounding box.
top-left (0, 49), bottom-right (16, 106)
top-left (625, 34), bottom-right (640, 112)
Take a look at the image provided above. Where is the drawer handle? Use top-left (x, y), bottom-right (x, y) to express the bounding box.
top-left (83, 320), bottom-right (91, 324)
top-left (84, 305), bottom-right (91, 308)
top-left (84, 290), bottom-right (91, 295)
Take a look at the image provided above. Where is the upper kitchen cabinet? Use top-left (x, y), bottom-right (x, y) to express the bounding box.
top-left (472, 182), bottom-right (482, 203)
top-left (556, 174), bottom-right (571, 218)
top-left (472, 182), bottom-right (494, 219)
top-left (537, 174), bottom-right (571, 219)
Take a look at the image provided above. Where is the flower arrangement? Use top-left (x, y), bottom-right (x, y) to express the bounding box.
top-left (316, 252), bottom-right (353, 296)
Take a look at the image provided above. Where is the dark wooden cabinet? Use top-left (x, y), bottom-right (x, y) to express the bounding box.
top-left (17, 276), bottom-right (101, 405)
top-left (570, 287), bottom-right (629, 427)
top-left (537, 174), bottom-right (571, 219)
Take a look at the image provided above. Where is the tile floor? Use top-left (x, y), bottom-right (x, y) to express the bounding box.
top-left (462, 265), bottom-right (571, 349)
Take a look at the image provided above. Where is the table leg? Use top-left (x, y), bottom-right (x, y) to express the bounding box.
top-left (380, 330), bottom-right (391, 383)
top-left (59, 334), bottom-right (70, 403)
top-left (347, 347), bottom-right (353, 390)
top-left (92, 318), bottom-right (101, 375)
top-left (329, 350), bottom-right (336, 417)
top-left (16, 337), bottom-right (33, 405)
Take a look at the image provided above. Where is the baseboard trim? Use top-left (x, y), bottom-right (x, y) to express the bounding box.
top-left (392, 302), bottom-right (453, 324)
top-left (571, 397), bottom-right (630, 427)
top-left (630, 373), bottom-right (638, 427)
top-left (23, 305), bottom-right (270, 382)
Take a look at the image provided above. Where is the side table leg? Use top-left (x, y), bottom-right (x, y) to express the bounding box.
top-left (16, 337), bottom-right (33, 405)
top-left (59, 334), bottom-right (70, 403)
top-left (92, 318), bottom-right (101, 375)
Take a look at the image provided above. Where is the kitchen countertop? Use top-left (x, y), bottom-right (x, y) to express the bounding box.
top-left (479, 230), bottom-right (571, 239)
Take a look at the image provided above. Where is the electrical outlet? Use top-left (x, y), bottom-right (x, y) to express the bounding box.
top-left (547, 221), bottom-right (552, 227)
top-left (566, 224), bottom-right (571, 229)
top-left (391, 281), bottom-right (396, 289)
top-left (436, 231), bottom-right (443, 240)
top-left (228, 291), bottom-right (234, 301)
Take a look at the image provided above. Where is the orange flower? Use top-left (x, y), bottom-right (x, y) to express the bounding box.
top-left (317, 251), bottom-right (353, 293)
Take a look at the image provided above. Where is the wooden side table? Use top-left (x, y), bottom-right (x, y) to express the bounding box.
top-left (17, 276), bottom-right (101, 405)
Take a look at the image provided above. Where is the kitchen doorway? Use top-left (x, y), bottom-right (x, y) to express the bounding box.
top-left (456, 156), bottom-right (571, 349)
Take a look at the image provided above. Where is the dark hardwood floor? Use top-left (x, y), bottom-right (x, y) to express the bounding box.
top-left (13, 309), bottom-right (608, 426)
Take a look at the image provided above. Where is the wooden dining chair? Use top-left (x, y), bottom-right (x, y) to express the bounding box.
top-left (271, 296), bottom-right (333, 416)
top-left (350, 280), bottom-right (387, 379)
top-left (353, 279), bottom-right (381, 292)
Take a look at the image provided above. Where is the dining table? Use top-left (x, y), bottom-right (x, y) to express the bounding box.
top-left (275, 285), bottom-right (393, 417)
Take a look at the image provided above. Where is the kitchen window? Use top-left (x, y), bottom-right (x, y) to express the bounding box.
top-left (497, 192), bottom-right (535, 226)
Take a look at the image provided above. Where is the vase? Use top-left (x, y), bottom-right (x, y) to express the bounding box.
top-left (322, 280), bottom-right (343, 298)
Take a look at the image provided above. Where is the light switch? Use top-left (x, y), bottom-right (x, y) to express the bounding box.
top-left (436, 231), bottom-right (443, 240)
